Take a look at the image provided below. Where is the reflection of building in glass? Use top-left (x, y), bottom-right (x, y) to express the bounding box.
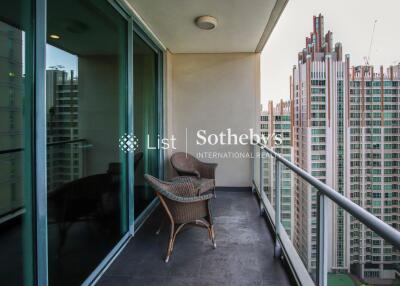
top-left (46, 69), bottom-right (81, 193)
top-left (260, 100), bottom-right (294, 238)
top-left (0, 21), bottom-right (24, 217)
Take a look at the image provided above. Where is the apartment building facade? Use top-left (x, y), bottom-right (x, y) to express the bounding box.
top-left (348, 64), bottom-right (400, 281)
top-left (291, 14), bottom-right (400, 283)
top-left (291, 14), bottom-right (348, 275)
top-left (260, 100), bottom-right (294, 238)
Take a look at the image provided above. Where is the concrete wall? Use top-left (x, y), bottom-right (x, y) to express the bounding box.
top-left (165, 52), bottom-right (260, 187)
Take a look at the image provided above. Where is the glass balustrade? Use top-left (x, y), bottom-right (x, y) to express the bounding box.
top-left (252, 143), bottom-right (400, 286)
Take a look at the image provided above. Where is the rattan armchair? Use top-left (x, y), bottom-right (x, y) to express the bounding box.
top-left (170, 152), bottom-right (217, 197)
top-left (144, 174), bottom-right (216, 263)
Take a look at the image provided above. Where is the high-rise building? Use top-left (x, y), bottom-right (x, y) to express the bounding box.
top-left (291, 13), bottom-right (400, 283)
top-left (291, 14), bottom-right (349, 275)
top-left (348, 64), bottom-right (400, 281)
top-left (260, 100), bottom-right (294, 238)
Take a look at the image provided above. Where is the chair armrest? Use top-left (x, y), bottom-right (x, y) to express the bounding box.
top-left (179, 193), bottom-right (214, 203)
top-left (197, 161), bottom-right (218, 179)
top-left (169, 176), bottom-right (197, 183)
top-left (159, 188), bottom-right (214, 203)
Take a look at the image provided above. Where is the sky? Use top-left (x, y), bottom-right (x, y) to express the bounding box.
top-left (260, 0), bottom-right (400, 110)
top-left (46, 45), bottom-right (77, 72)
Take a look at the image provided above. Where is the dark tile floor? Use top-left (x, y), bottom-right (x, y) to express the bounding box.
top-left (98, 190), bottom-right (293, 286)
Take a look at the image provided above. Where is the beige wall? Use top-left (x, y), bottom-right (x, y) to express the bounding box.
top-left (165, 52), bottom-right (260, 187)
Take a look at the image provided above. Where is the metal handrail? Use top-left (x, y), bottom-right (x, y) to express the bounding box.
top-left (0, 139), bottom-right (87, 155)
top-left (47, 138), bottom-right (86, 147)
top-left (253, 141), bottom-right (400, 285)
top-left (255, 141), bottom-right (400, 249)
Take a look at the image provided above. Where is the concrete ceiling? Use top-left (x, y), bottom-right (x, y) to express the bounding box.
top-left (126, 0), bottom-right (288, 53)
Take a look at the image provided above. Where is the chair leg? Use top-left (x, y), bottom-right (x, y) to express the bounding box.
top-left (165, 223), bottom-right (175, 263)
top-left (205, 200), bottom-right (216, 249)
top-left (210, 225), bottom-right (216, 249)
top-left (207, 226), bottom-right (212, 239)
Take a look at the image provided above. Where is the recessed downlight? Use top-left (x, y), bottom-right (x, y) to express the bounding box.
top-left (50, 34), bottom-right (60, 39)
top-left (195, 16), bottom-right (217, 30)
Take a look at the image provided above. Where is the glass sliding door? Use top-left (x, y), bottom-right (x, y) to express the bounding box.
top-left (46, 0), bottom-right (128, 285)
top-left (133, 31), bottom-right (160, 218)
top-left (0, 1), bottom-right (35, 285)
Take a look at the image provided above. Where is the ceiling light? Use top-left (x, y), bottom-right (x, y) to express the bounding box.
top-left (50, 34), bottom-right (60, 39)
top-left (195, 16), bottom-right (217, 30)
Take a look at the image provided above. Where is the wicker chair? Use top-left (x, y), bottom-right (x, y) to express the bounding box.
top-left (144, 174), bottom-right (216, 263)
top-left (170, 152), bottom-right (217, 197)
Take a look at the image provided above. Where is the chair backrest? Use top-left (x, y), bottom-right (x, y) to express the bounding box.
top-left (145, 174), bottom-right (209, 224)
top-left (144, 174), bottom-right (197, 198)
top-left (170, 152), bottom-right (198, 174)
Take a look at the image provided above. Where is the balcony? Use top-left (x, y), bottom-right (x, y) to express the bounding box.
top-left (1, 1), bottom-right (400, 286)
top-left (99, 190), bottom-right (293, 286)
top-left (95, 141), bottom-right (400, 286)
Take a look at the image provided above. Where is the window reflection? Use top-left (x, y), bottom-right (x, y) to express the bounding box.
top-left (0, 0), bottom-right (33, 285)
top-left (133, 33), bottom-right (159, 218)
top-left (46, 0), bottom-right (127, 285)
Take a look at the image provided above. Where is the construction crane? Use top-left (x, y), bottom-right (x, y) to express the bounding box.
top-left (364, 20), bottom-right (378, 66)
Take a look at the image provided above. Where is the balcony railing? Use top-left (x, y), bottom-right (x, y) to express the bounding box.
top-left (0, 138), bottom-right (90, 223)
top-left (252, 142), bottom-right (400, 286)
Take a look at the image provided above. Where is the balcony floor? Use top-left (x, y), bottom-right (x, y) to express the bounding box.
top-left (99, 189), bottom-right (293, 286)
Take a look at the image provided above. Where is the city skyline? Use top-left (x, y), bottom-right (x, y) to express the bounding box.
top-left (261, 13), bottom-right (399, 283)
top-left (261, 0), bottom-right (400, 108)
